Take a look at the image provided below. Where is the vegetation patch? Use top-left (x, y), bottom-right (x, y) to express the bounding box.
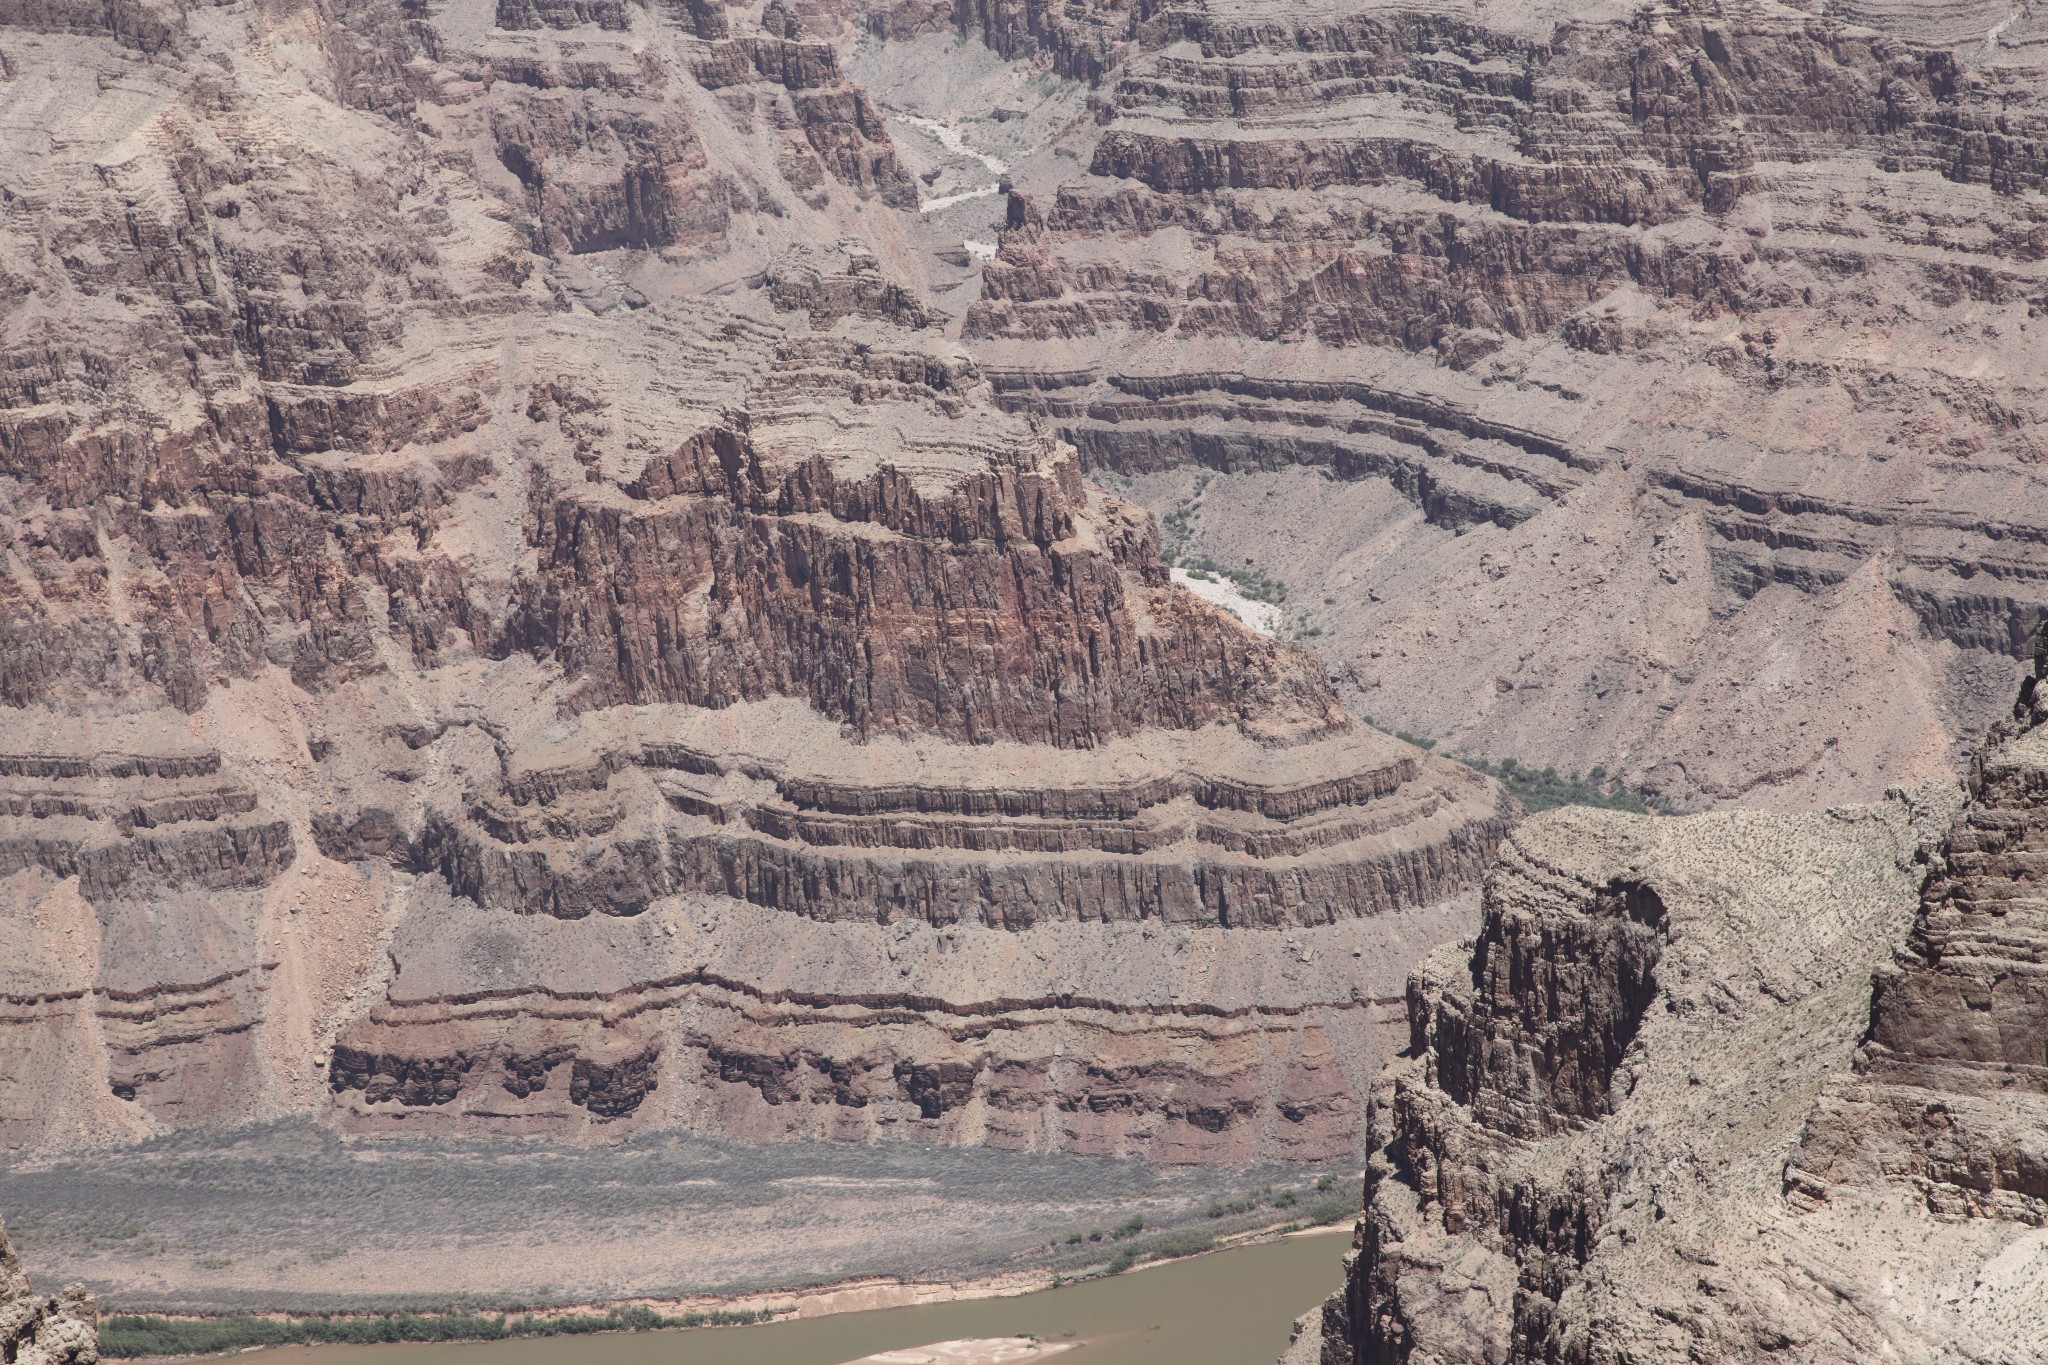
top-left (1101, 1190), bottom-right (1355, 1275)
top-left (1458, 758), bottom-right (1652, 815)
top-left (98, 1305), bottom-right (782, 1358)
top-left (1160, 475), bottom-right (1290, 606)
top-left (1104, 1227), bottom-right (1217, 1275)
top-left (1176, 554), bottom-right (1289, 606)
top-left (1358, 719), bottom-right (1654, 814)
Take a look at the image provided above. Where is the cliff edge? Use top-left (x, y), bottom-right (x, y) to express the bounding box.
top-left (1297, 742), bottom-right (2047, 1362)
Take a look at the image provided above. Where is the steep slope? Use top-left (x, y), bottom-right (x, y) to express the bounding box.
top-left (0, 1212), bottom-right (98, 1365)
top-left (1790, 629), bottom-right (2048, 1226)
top-left (899, 0), bottom-right (2048, 810)
top-left (0, 0), bottom-right (1508, 1160)
top-left (1296, 662), bottom-right (2048, 1365)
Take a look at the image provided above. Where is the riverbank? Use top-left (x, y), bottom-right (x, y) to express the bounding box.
top-left (5, 1122), bottom-right (1368, 1320)
top-left (101, 1218), bottom-right (1356, 1360)
top-left (126, 1228), bottom-right (1353, 1365)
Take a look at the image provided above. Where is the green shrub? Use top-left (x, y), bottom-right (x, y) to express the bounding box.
top-left (98, 1305), bottom-right (783, 1359)
top-left (1460, 756), bottom-right (1652, 814)
top-left (1303, 1194), bottom-right (1359, 1226)
top-left (1101, 1226), bottom-right (1219, 1276)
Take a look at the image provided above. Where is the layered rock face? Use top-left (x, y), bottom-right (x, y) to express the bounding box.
top-left (0, 0), bottom-right (1507, 1159)
top-left (0, 1214), bottom-right (97, 1365)
top-left (1789, 631), bottom-right (2048, 1227)
top-left (1298, 765), bottom-right (2048, 1364)
top-left (312, 291), bottom-right (1507, 1158)
top-left (936, 0), bottom-right (2048, 810)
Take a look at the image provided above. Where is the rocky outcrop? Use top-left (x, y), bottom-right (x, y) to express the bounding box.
top-left (1789, 627), bottom-right (2048, 1226)
top-left (0, 3), bottom-right (1509, 1164)
top-left (0, 1214), bottom-right (97, 1364)
top-left (936, 0), bottom-right (2048, 812)
top-left (296, 247), bottom-right (1511, 1159)
top-left (1304, 754), bottom-right (2048, 1362)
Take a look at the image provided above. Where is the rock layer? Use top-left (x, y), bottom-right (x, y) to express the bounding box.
top-left (1303, 770), bottom-right (2048, 1363)
top-left (932, 0), bottom-right (2048, 810)
top-left (1789, 628), bottom-right (2048, 1226)
top-left (0, 2), bottom-right (1508, 1160)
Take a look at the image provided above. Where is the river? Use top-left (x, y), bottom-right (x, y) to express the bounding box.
top-left (246, 1231), bottom-right (1347, 1365)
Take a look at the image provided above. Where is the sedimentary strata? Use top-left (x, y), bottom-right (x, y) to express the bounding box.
top-left (1295, 736), bottom-right (2048, 1363)
top-left (0, 1), bottom-right (1507, 1159)
top-left (301, 263), bottom-right (1509, 1159)
top-left (1790, 629), bottom-right (2048, 1228)
top-left (926, 0), bottom-right (2048, 810)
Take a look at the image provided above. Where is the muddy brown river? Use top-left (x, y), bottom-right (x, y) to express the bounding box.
top-left (250, 1231), bottom-right (1348, 1365)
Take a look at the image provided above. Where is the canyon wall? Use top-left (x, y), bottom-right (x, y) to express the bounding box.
top-left (933, 0), bottom-right (2048, 811)
top-left (1297, 641), bottom-right (2048, 1363)
top-left (0, 0), bottom-right (1508, 1160)
top-left (5, 0), bottom-right (2040, 1181)
top-left (1789, 630), bottom-right (2048, 1228)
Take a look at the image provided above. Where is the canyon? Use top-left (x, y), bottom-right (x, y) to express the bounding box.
top-left (0, 0), bottom-right (1513, 1170)
top-left (936, 0), bottom-right (2048, 812)
top-left (0, 0), bottom-right (2045, 1349)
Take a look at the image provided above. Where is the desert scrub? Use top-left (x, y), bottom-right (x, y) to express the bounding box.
top-left (1103, 1226), bottom-right (1220, 1275)
top-left (1356, 720), bottom-right (1654, 815)
top-left (1458, 758), bottom-right (1652, 815)
top-left (1176, 555), bottom-right (1288, 605)
top-left (1299, 1193), bottom-right (1358, 1227)
top-left (98, 1305), bottom-right (782, 1358)
top-left (1357, 716), bottom-right (1439, 752)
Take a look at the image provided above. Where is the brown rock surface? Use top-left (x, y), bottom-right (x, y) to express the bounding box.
top-left (1301, 762), bottom-right (2048, 1363)
top-left (1789, 625), bottom-right (2048, 1226)
top-left (924, 0), bottom-right (2048, 810)
top-left (0, 1213), bottom-right (98, 1365)
top-left (0, 2), bottom-right (1509, 1162)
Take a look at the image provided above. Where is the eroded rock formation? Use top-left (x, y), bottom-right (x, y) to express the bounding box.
top-left (932, 0), bottom-right (2048, 811)
top-left (1789, 627), bottom-right (2048, 1227)
top-left (0, 1214), bottom-right (97, 1365)
top-left (1297, 675), bottom-right (2048, 1363)
top-left (0, 2), bottom-right (1509, 1160)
